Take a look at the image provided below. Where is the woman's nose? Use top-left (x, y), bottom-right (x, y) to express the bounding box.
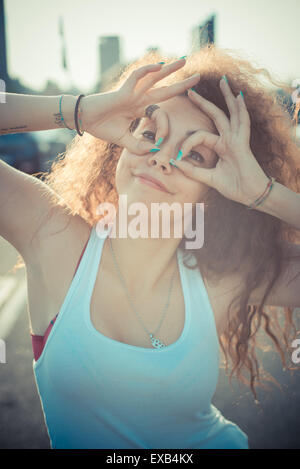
top-left (147, 145), bottom-right (177, 172)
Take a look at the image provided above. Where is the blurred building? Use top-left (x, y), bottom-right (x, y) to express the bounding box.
top-left (146, 46), bottom-right (160, 54)
top-left (191, 14), bottom-right (216, 52)
top-left (0, 0), bottom-right (8, 82)
top-left (0, 2), bottom-right (78, 174)
top-left (96, 36), bottom-right (122, 90)
top-left (0, 0), bottom-right (35, 95)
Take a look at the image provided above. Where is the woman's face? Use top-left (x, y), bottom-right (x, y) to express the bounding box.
top-left (115, 94), bottom-right (219, 212)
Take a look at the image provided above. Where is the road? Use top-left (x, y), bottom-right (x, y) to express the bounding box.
top-left (0, 236), bottom-right (50, 448)
top-left (0, 235), bottom-right (300, 449)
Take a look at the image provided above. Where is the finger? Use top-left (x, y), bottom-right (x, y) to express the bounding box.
top-left (146, 74), bottom-right (201, 104)
top-left (171, 157), bottom-right (216, 188)
top-left (187, 88), bottom-right (230, 135)
top-left (134, 58), bottom-right (189, 95)
top-left (178, 130), bottom-right (219, 161)
top-left (118, 130), bottom-right (160, 156)
top-left (236, 93), bottom-right (251, 143)
top-left (219, 77), bottom-right (239, 133)
top-left (150, 108), bottom-right (169, 147)
top-left (120, 63), bottom-right (165, 95)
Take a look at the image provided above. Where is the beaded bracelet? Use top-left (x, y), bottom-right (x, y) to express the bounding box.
top-left (246, 176), bottom-right (276, 210)
top-left (74, 94), bottom-right (85, 136)
top-left (59, 94), bottom-right (73, 130)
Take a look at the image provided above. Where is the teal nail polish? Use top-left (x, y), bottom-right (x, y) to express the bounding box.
top-left (176, 149), bottom-right (183, 161)
top-left (157, 61), bottom-right (165, 64)
top-left (240, 90), bottom-right (244, 99)
top-left (149, 148), bottom-right (160, 153)
top-left (190, 87), bottom-right (196, 92)
top-left (179, 55), bottom-right (187, 60)
top-left (170, 159), bottom-right (179, 168)
top-left (155, 137), bottom-right (164, 147)
top-left (222, 75), bottom-right (228, 84)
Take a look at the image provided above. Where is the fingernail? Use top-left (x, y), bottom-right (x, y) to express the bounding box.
top-left (150, 148), bottom-right (160, 153)
top-left (157, 61), bottom-right (165, 64)
top-left (170, 158), bottom-right (179, 168)
top-left (222, 75), bottom-right (228, 84)
top-left (176, 149), bottom-right (183, 161)
top-left (240, 90), bottom-right (244, 99)
top-left (155, 137), bottom-right (164, 147)
top-left (179, 55), bottom-right (187, 60)
top-left (190, 87), bottom-right (196, 92)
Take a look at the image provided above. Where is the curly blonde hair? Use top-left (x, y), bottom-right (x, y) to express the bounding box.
top-left (13, 44), bottom-right (300, 402)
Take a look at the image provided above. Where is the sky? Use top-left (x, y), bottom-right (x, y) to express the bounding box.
top-left (4, 0), bottom-right (300, 94)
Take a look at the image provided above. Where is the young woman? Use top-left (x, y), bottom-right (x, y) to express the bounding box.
top-left (1, 45), bottom-right (299, 449)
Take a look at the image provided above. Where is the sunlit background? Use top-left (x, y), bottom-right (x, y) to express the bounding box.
top-left (1, 0), bottom-right (300, 173)
top-left (0, 0), bottom-right (300, 449)
top-left (3, 0), bottom-right (300, 92)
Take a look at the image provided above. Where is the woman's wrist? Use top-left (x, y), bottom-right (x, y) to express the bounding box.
top-left (78, 91), bottom-right (119, 135)
top-left (0, 92), bottom-right (77, 135)
top-left (79, 94), bottom-right (95, 133)
top-left (59, 94), bottom-right (77, 130)
top-left (253, 181), bottom-right (300, 230)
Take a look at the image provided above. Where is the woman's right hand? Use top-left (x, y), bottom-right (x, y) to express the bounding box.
top-left (80, 59), bottom-right (200, 154)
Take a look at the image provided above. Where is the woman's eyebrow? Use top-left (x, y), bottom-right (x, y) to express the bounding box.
top-left (185, 130), bottom-right (198, 137)
top-left (142, 122), bottom-right (211, 143)
top-left (185, 129), bottom-right (218, 161)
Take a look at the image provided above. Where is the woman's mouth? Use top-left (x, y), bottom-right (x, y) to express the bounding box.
top-left (135, 175), bottom-right (170, 193)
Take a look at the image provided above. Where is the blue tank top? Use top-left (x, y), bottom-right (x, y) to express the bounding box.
top-left (32, 223), bottom-right (249, 449)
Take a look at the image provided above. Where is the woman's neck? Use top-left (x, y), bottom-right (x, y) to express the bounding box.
top-left (101, 215), bottom-right (181, 298)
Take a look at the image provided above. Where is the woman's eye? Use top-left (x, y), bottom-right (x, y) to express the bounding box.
top-left (187, 152), bottom-right (204, 164)
top-left (142, 131), bottom-right (204, 164)
top-left (142, 131), bottom-right (156, 140)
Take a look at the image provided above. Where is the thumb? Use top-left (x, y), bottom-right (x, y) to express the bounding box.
top-left (118, 132), bottom-right (159, 156)
top-left (172, 158), bottom-right (216, 188)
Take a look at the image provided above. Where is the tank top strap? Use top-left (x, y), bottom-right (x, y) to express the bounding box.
top-left (51, 223), bottom-right (103, 321)
top-left (32, 224), bottom-right (104, 367)
top-left (49, 223), bottom-right (111, 340)
top-left (177, 247), bottom-right (220, 358)
top-left (79, 224), bottom-right (111, 301)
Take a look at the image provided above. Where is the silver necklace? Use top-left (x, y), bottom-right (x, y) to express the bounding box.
top-left (108, 236), bottom-right (178, 349)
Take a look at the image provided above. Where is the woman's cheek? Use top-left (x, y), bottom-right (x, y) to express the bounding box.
top-left (179, 173), bottom-right (199, 198)
top-left (116, 149), bottom-right (132, 176)
top-left (115, 150), bottom-right (137, 194)
top-left (118, 148), bottom-right (140, 171)
top-left (115, 152), bottom-right (128, 193)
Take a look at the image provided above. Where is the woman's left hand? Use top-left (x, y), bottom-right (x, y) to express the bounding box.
top-left (172, 78), bottom-right (270, 206)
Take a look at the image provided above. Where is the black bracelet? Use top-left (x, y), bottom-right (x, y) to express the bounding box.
top-left (74, 94), bottom-right (85, 136)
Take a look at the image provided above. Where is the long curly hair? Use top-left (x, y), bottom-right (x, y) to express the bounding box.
top-left (13, 44), bottom-right (300, 402)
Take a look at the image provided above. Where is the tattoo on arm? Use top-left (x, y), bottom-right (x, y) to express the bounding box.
top-left (0, 125), bottom-right (28, 135)
top-left (54, 112), bottom-right (64, 128)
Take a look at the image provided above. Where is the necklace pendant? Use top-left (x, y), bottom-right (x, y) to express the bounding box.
top-left (149, 333), bottom-right (166, 349)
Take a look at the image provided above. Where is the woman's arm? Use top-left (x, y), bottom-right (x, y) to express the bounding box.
top-left (0, 92), bottom-right (77, 135)
top-left (246, 185), bottom-right (300, 307)
top-left (171, 79), bottom-right (300, 307)
top-left (248, 181), bottom-right (300, 231)
top-left (0, 61), bottom-right (198, 265)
